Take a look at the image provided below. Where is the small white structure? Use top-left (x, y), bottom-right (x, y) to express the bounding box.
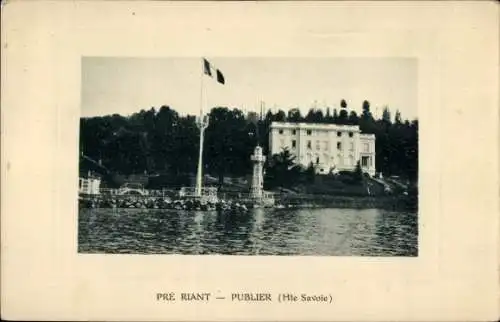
top-left (179, 186), bottom-right (218, 203)
top-left (250, 145), bottom-right (266, 198)
top-left (248, 145), bottom-right (275, 207)
top-left (79, 176), bottom-right (101, 195)
top-left (269, 122), bottom-right (376, 176)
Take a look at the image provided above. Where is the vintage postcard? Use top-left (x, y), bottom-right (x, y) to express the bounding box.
top-left (78, 56), bottom-right (418, 257)
top-left (1, 1), bottom-right (498, 321)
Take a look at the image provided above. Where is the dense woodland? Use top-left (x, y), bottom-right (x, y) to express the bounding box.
top-left (80, 100), bottom-right (418, 189)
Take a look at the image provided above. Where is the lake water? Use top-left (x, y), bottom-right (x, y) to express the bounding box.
top-left (78, 208), bottom-right (418, 256)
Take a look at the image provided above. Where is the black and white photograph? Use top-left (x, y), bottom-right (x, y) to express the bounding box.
top-left (3, 1), bottom-right (499, 321)
top-left (78, 57), bottom-right (418, 256)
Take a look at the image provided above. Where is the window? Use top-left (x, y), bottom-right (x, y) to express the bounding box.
top-left (279, 129), bottom-right (284, 135)
top-left (280, 139), bottom-right (285, 147)
top-left (349, 155), bottom-right (354, 166)
top-left (337, 142), bottom-right (342, 150)
top-left (361, 156), bottom-right (369, 167)
top-left (307, 130), bottom-right (312, 135)
top-left (337, 131), bottom-right (342, 137)
top-left (363, 143), bottom-right (369, 153)
top-left (349, 132), bottom-right (353, 138)
top-left (292, 129), bottom-right (297, 135)
top-left (292, 140), bottom-right (297, 149)
top-left (349, 142), bottom-right (354, 151)
top-left (307, 140), bottom-right (312, 149)
top-left (316, 140), bottom-right (320, 151)
top-left (316, 156), bottom-right (320, 164)
top-left (324, 141), bottom-right (329, 151)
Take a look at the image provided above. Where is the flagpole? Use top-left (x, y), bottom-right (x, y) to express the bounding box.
top-left (195, 58), bottom-right (208, 198)
top-left (199, 58), bottom-right (204, 118)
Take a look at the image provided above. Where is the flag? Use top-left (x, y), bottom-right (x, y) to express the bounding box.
top-left (216, 69), bottom-right (225, 84)
top-left (203, 58), bottom-right (212, 77)
top-left (202, 58), bottom-right (225, 85)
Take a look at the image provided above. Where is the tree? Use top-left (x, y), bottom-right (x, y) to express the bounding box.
top-left (80, 102), bottom-right (419, 190)
top-left (338, 109), bottom-right (349, 125)
top-left (406, 120), bottom-right (419, 182)
top-left (332, 108), bottom-right (339, 123)
top-left (287, 108), bottom-right (302, 122)
top-left (275, 109), bottom-right (287, 122)
top-left (151, 105), bottom-right (180, 173)
top-left (168, 116), bottom-right (198, 176)
top-left (265, 147), bottom-right (301, 187)
top-left (204, 107), bottom-right (249, 186)
top-left (325, 107), bottom-right (332, 123)
top-left (395, 110), bottom-right (403, 124)
top-left (265, 110), bottom-right (274, 123)
top-left (347, 110), bottom-right (359, 125)
top-left (340, 99), bottom-right (347, 109)
top-left (362, 100), bottom-right (371, 118)
top-left (305, 108), bottom-right (316, 122)
top-left (354, 161), bottom-right (363, 183)
top-left (357, 100), bottom-right (376, 133)
top-left (304, 162), bottom-right (316, 183)
top-left (313, 109), bottom-right (325, 123)
top-left (246, 111), bottom-right (259, 124)
top-left (382, 106), bottom-right (392, 123)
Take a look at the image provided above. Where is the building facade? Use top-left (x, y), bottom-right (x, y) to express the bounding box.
top-left (79, 176), bottom-right (101, 195)
top-left (269, 122), bottom-right (376, 176)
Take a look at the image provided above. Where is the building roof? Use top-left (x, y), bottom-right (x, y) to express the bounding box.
top-left (270, 122), bottom-right (361, 132)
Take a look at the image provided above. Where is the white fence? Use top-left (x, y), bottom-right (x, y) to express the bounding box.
top-left (178, 187), bottom-right (219, 203)
top-left (99, 188), bottom-right (167, 197)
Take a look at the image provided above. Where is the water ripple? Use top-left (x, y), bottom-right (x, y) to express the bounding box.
top-left (78, 208), bottom-right (418, 256)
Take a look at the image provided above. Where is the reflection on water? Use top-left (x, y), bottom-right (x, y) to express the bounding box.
top-left (78, 208), bottom-right (418, 256)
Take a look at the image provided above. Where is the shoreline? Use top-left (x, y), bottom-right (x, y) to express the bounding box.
top-left (276, 194), bottom-right (417, 211)
top-left (79, 193), bottom-right (417, 212)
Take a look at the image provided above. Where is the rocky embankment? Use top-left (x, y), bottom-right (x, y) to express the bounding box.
top-left (79, 196), bottom-right (252, 212)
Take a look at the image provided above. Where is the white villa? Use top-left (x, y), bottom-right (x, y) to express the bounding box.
top-left (269, 122), bottom-right (376, 176)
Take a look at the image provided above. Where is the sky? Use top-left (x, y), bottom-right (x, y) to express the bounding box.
top-left (81, 57), bottom-right (417, 121)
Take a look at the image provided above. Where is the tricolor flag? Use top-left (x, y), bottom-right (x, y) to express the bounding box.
top-left (203, 58), bottom-right (225, 84)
